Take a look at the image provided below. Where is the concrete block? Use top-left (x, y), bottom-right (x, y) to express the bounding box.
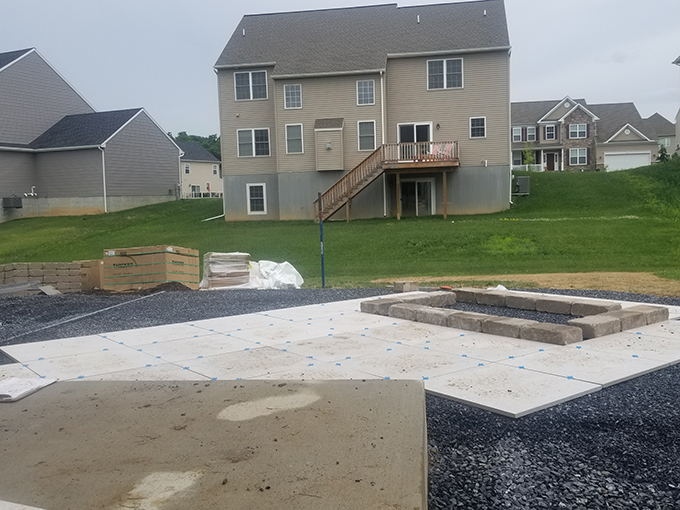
top-left (506, 293), bottom-right (537, 310)
top-left (482, 317), bottom-right (538, 338)
top-left (427, 290), bottom-right (457, 307)
top-left (536, 296), bottom-right (572, 315)
top-left (388, 304), bottom-right (432, 321)
top-left (477, 290), bottom-right (507, 307)
top-left (452, 287), bottom-right (483, 303)
top-left (398, 294), bottom-right (433, 306)
top-left (599, 310), bottom-right (647, 331)
top-left (447, 311), bottom-right (494, 332)
top-left (11, 270), bottom-right (29, 278)
top-left (567, 315), bottom-right (621, 339)
top-left (415, 307), bottom-right (455, 327)
top-left (43, 275), bottom-right (59, 284)
top-left (394, 281), bottom-right (419, 293)
top-left (68, 269), bottom-right (82, 277)
top-left (55, 263), bottom-right (71, 270)
top-left (570, 299), bottom-right (622, 317)
top-left (56, 270), bottom-right (71, 277)
top-left (28, 268), bottom-right (45, 277)
top-left (44, 270), bottom-right (58, 277)
top-left (624, 305), bottom-right (669, 325)
top-left (520, 323), bottom-right (583, 345)
top-left (360, 298), bottom-right (404, 316)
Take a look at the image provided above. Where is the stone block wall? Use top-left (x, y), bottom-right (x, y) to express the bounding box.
top-left (0, 262), bottom-right (82, 293)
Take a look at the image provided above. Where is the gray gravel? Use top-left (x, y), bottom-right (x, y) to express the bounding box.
top-left (2, 286), bottom-right (680, 508)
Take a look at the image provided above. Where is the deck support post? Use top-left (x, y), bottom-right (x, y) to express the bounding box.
top-left (396, 172), bottom-right (401, 220)
top-left (442, 171), bottom-right (447, 220)
top-left (346, 199), bottom-right (351, 222)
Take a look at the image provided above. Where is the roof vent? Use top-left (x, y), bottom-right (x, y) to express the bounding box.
top-left (242, 29), bottom-right (246, 36)
top-left (417, 15), bottom-right (420, 23)
top-left (483, 9), bottom-right (487, 16)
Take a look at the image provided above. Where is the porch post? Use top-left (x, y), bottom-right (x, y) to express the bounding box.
top-left (442, 171), bottom-right (447, 219)
top-left (396, 172), bottom-right (401, 220)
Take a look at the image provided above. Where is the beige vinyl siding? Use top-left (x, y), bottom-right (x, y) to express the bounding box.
top-left (104, 112), bottom-right (179, 196)
top-left (316, 130), bottom-right (344, 171)
top-left (542, 101), bottom-right (573, 122)
top-left (275, 74), bottom-right (382, 173)
top-left (181, 160), bottom-right (222, 197)
top-left (608, 128), bottom-right (647, 142)
top-left (34, 149), bottom-right (102, 197)
top-left (0, 152), bottom-right (36, 197)
top-left (218, 67), bottom-right (277, 176)
top-left (0, 51), bottom-right (94, 144)
top-left (386, 51), bottom-right (510, 166)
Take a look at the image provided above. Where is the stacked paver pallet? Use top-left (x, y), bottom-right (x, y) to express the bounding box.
top-left (0, 262), bottom-right (82, 293)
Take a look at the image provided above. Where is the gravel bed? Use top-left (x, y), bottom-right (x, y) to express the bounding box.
top-left (444, 302), bottom-right (574, 325)
top-left (2, 286), bottom-right (680, 508)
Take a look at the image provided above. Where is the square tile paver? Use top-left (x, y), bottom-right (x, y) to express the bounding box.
top-left (271, 332), bottom-right (392, 363)
top-left (2, 335), bottom-right (117, 362)
top-left (580, 330), bottom-right (680, 365)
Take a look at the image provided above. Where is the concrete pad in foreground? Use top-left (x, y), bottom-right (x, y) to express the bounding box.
top-left (0, 380), bottom-right (427, 510)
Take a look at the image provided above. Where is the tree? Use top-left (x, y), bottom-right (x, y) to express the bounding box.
top-left (522, 142), bottom-right (535, 169)
top-left (171, 131), bottom-right (221, 159)
top-left (657, 145), bottom-right (670, 163)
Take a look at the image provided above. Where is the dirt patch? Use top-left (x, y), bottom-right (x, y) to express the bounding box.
top-left (372, 272), bottom-right (680, 298)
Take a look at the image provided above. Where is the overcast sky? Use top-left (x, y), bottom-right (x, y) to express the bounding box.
top-left (4, 0), bottom-right (679, 136)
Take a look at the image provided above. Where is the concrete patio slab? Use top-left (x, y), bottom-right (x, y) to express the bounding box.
top-left (0, 380), bottom-right (427, 510)
top-left (580, 331), bottom-right (680, 365)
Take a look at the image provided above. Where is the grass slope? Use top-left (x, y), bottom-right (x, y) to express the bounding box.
top-left (1, 162), bottom-right (679, 287)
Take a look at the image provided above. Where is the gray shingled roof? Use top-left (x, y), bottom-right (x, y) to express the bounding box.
top-left (588, 103), bottom-right (651, 142)
top-left (643, 113), bottom-right (675, 137)
top-left (0, 48), bottom-right (32, 70)
top-left (673, 55), bottom-right (680, 65)
top-left (30, 109), bottom-right (142, 149)
top-left (176, 140), bottom-right (220, 162)
top-left (511, 98), bottom-right (588, 125)
top-left (216, 1), bottom-right (509, 77)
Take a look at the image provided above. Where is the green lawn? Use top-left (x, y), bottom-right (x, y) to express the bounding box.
top-left (1, 161), bottom-right (679, 287)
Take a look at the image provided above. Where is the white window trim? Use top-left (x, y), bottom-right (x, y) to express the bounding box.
top-left (569, 123), bottom-right (587, 139)
top-left (283, 83), bottom-right (302, 109)
top-left (356, 79), bottom-right (375, 106)
top-left (469, 116), bottom-right (486, 139)
top-left (526, 126), bottom-right (537, 142)
top-left (426, 58), bottom-right (464, 90)
top-left (545, 125), bottom-right (556, 140)
top-left (212, 164), bottom-right (218, 175)
top-left (234, 70), bottom-right (268, 101)
top-left (396, 122), bottom-right (433, 143)
top-left (569, 148), bottom-right (588, 165)
top-left (512, 127), bottom-right (522, 142)
top-left (357, 120), bottom-right (376, 151)
top-left (184, 163), bottom-right (190, 174)
top-left (285, 123), bottom-right (304, 154)
top-left (246, 183), bottom-right (267, 215)
top-left (237, 128), bottom-right (271, 158)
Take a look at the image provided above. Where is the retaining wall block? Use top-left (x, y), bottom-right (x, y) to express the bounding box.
top-left (388, 304), bottom-right (432, 321)
top-left (506, 293), bottom-right (537, 310)
top-left (520, 323), bottom-right (583, 345)
top-left (598, 310), bottom-right (647, 331)
top-left (398, 294), bottom-right (434, 306)
top-left (536, 297), bottom-right (572, 315)
top-left (571, 299), bottom-right (622, 317)
top-left (427, 290), bottom-right (457, 307)
top-left (11, 270), bottom-right (29, 278)
top-left (447, 311), bottom-right (495, 332)
top-left (416, 307), bottom-right (456, 327)
top-left (477, 290), bottom-right (507, 307)
top-left (394, 281), bottom-right (419, 293)
top-left (567, 315), bottom-right (621, 339)
top-left (452, 287), bottom-right (483, 303)
top-left (623, 305), bottom-right (669, 325)
top-left (360, 298), bottom-right (404, 316)
top-left (482, 317), bottom-right (538, 338)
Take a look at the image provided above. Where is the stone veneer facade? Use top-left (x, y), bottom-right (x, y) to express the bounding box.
top-left (560, 108), bottom-right (597, 171)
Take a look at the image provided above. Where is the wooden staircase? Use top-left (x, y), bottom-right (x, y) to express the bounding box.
top-left (313, 141), bottom-right (459, 221)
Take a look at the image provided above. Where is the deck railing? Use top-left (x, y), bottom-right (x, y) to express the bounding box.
top-left (382, 140), bottom-right (458, 163)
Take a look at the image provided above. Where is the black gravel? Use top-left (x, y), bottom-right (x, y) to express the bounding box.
top-left (2, 286), bottom-right (680, 508)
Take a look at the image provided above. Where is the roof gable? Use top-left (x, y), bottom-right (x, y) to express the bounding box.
top-left (30, 109), bottom-right (143, 149)
top-left (216, 0), bottom-right (510, 77)
top-left (587, 102), bottom-right (650, 142)
top-left (0, 48), bottom-right (33, 72)
top-left (605, 123), bottom-right (650, 143)
top-left (177, 140), bottom-right (219, 162)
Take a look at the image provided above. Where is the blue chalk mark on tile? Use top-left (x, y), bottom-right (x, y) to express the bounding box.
top-left (508, 356), bottom-right (514, 359)
top-left (539, 349), bottom-right (544, 352)
top-left (346, 356), bottom-right (351, 359)
top-left (198, 356), bottom-right (203, 359)
top-left (387, 348), bottom-right (392, 351)
top-left (183, 367), bottom-right (189, 370)
top-left (38, 357), bottom-right (44, 360)
top-left (211, 377), bottom-right (217, 381)
top-left (145, 364), bottom-right (152, 367)
top-left (478, 363), bottom-right (484, 366)
top-left (424, 347), bottom-right (430, 350)
top-left (519, 366), bottom-right (525, 369)
top-left (328, 334), bottom-right (333, 337)
top-left (156, 356), bottom-right (161, 359)
top-left (77, 375), bottom-right (84, 379)
top-left (632, 354), bottom-right (639, 358)
top-left (462, 354), bottom-right (468, 358)
top-left (244, 348), bottom-right (250, 351)
top-left (308, 363), bottom-right (314, 367)
top-left (361, 334), bottom-right (365, 336)
top-left (152, 341), bottom-right (158, 344)
top-left (236, 377), bottom-right (242, 380)
top-left (335, 363), bottom-right (342, 366)
top-left (384, 376), bottom-right (391, 380)
top-left (567, 376), bottom-right (574, 379)
top-left (307, 356), bottom-right (313, 359)
top-left (422, 376), bottom-right (429, 380)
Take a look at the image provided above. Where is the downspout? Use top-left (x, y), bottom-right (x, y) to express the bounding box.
top-left (381, 69), bottom-right (387, 217)
top-left (507, 48), bottom-right (513, 205)
top-left (99, 145), bottom-right (108, 213)
top-left (178, 150), bottom-right (184, 200)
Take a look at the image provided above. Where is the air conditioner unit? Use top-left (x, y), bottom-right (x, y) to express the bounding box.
top-left (513, 176), bottom-right (530, 195)
top-left (2, 196), bottom-right (23, 209)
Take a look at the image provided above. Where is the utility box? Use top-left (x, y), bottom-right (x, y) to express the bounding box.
top-left (102, 245), bottom-right (200, 291)
top-left (513, 176), bottom-right (530, 195)
top-left (2, 197), bottom-right (23, 209)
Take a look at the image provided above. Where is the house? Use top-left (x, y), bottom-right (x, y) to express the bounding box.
top-left (176, 140), bottom-right (222, 198)
top-left (643, 113), bottom-right (676, 154)
top-left (674, 55), bottom-right (680, 152)
top-left (214, 0), bottom-right (511, 221)
top-left (511, 97), bottom-right (663, 172)
top-left (0, 48), bottom-right (181, 223)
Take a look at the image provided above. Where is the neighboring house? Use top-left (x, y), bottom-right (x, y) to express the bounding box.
top-left (0, 48), bottom-right (181, 223)
top-left (511, 97), bottom-right (662, 172)
top-left (176, 140), bottom-right (222, 198)
top-left (215, 1), bottom-right (511, 221)
top-left (674, 56), bottom-right (680, 152)
top-left (644, 113), bottom-right (676, 154)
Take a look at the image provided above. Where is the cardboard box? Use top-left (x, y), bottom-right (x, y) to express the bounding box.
top-left (102, 246), bottom-right (200, 291)
top-left (79, 259), bottom-right (104, 291)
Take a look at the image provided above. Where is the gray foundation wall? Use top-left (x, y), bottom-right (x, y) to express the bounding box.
top-left (223, 174), bottom-right (280, 221)
top-left (448, 165), bottom-right (510, 215)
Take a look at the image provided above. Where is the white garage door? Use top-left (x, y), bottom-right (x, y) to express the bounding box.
top-left (604, 152), bottom-right (651, 171)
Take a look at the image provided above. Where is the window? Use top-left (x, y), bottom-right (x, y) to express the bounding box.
top-left (569, 148), bottom-right (587, 165)
top-left (569, 123), bottom-right (587, 139)
top-left (469, 117), bottom-right (486, 138)
top-left (247, 183), bottom-right (266, 215)
top-left (284, 84), bottom-right (301, 109)
top-left (659, 137), bottom-right (670, 147)
top-left (212, 164), bottom-right (218, 175)
top-left (237, 128), bottom-right (270, 157)
top-left (512, 127), bottom-right (522, 142)
top-left (357, 80), bottom-right (375, 105)
top-left (234, 71), bottom-right (267, 100)
top-left (526, 126), bottom-right (536, 142)
top-left (184, 163), bottom-right (190, 174)
top-left (512, 151), bottom-right (522, 166)
top-left (427, 58), bottom-right (463, 90)
top-left (358, 121), bottom-right (375, 151)
top-left (545, 125), bottom-right (556, 141)
top-left (285, 124), bottom-right (303, 154)
top-left (191, 185), bottom-right (200, 198)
